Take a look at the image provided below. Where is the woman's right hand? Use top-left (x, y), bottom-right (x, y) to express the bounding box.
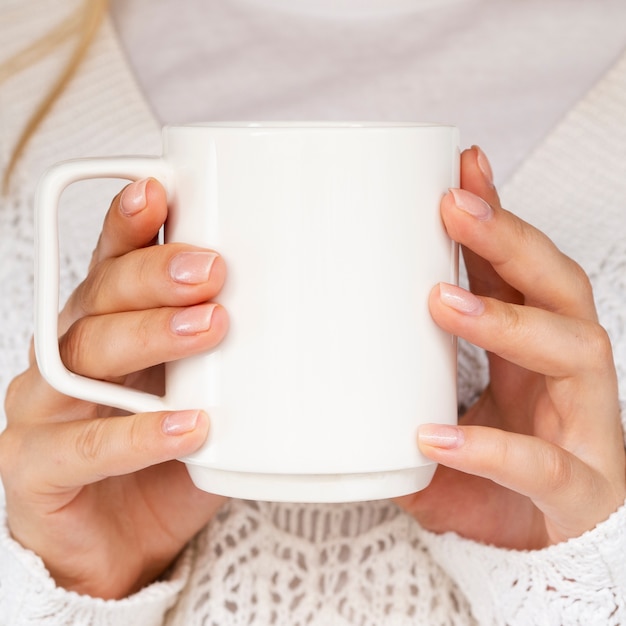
top-left (0, 178), bottom-right (229, 600)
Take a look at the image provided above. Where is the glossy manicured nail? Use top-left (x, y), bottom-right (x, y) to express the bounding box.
top-left (439, 283), bottom-right (485, 316)
top-left (474, 145), bottom-right (494, 185)
top-left (169, 252), bottom-right (219, 284)
top-left (170, 303), bottom-right (218, 335)
top-left (450, 188), bottom-right (493, 221)
top-left (120, 178), bottom-right (149, 216)
top-left (162, 410), bottom-right (200, 435)
top-left (419, 424), bottom-right (464, 449)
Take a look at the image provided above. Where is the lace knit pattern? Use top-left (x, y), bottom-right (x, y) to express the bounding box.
top-left (1, 3), bottom-right (626, 625)
top-left (166, 500), bottom-right (474, 626)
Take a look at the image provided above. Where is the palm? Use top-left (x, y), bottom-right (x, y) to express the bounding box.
top-left (37, 456), bottom-right (224, 598)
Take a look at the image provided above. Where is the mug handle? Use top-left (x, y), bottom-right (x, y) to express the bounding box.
top-left (34, 156), bottom-right (173, 414)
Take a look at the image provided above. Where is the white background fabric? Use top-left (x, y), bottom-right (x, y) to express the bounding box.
top-left (110, 0), bottom-right (626, 182)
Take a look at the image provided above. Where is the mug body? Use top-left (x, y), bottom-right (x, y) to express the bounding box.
top-left (162, 122), bottom-right (460, 501)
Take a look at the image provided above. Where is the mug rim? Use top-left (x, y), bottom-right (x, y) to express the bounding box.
top-left (165, 121), bottom-right (456, 130)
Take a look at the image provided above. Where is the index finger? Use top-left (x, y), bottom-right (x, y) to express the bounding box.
top-left (444, 149), bottom-right (597, 321)
top-left (446, 190), bottom-right (598, 322)
top-left (90, 177), bottom-right (168, 267)
top-left (58, 178), bottom-right (169, 334)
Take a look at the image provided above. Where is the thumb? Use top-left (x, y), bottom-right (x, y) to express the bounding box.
top-left (28, 409), bottom-right (209, 491)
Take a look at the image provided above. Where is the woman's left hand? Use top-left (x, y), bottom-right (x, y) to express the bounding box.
top-left (397, 146), bottom-right (626, 549)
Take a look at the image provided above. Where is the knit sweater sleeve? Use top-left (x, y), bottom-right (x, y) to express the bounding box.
top-left (0, 504), bottom-right (190, 626)
top-left (419, 497), bottom-right (626, 626)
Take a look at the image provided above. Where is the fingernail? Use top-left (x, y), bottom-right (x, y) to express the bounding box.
top-left (170, 303), bottom-right (218, 335)
top-left (120, 178), bottom-right (149, 216)
top-left (419, 424), bottom-right (464, 449)
top-left (439, 283), bottom-right (485, 316)
top-left (169, 252), bottom-right (219, 284)
top-left (162, 410), bottom-right (200, 435)
top-left (450, 188), bottom-right (493, 221)
top-left (473, 145), bottom-right (494, 185)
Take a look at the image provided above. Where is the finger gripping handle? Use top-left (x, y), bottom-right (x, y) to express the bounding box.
top-left (34, 156), bottom-right (171, 414)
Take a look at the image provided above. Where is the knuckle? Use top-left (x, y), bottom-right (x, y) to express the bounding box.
top-left (490, 218), bottom-right (518, 267)
top-left (75, 419), bottom-right (108, 466)
top-left (127, 415), bottom-right (148, 455)
top-left (59, 320), bottom-right (92, 375)
top-left (568, 258), bottom-right (594, 301)
top-left (75, 260), bottom-right (111, 316)
top-left (581, 322), bottom-right (614, 373)
top-left (491, 430), bottom-right (512, 466)
top-left (134, 249), bottom-right (154, 286)
top-left (511, 214), bottom-right (534, 249)
top-left (541, 446), bottom-right (573, 494)
top-left (499, 302), bottom-right (524, 340)
top-left (500, 212), bottom-right (541, 266)
top-left (60, 319), bottom-right (125, 381)
top-left (133, 310), bottom-right (155, 353)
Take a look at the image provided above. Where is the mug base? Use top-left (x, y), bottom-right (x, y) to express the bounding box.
top-left (184, 462), bottom-right (437, 502)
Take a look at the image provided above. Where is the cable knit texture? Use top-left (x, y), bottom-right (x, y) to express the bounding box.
top-left (1, 2), bottom-right (626, 625)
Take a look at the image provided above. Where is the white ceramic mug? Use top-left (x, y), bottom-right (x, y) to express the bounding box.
top-left (35, 122), bottom-right (460, 502)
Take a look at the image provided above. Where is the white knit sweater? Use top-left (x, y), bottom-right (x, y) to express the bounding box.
top-left (1, 3), bottom-right (626, 625)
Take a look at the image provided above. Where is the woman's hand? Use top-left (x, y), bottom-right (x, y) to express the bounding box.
top-left (0, 179), bottom-right (228, 599)
top-left (397, 147), bottom-right (626, 549)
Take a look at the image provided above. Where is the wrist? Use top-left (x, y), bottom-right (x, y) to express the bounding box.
top-left (0, 504), bottom-right (192, 625)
